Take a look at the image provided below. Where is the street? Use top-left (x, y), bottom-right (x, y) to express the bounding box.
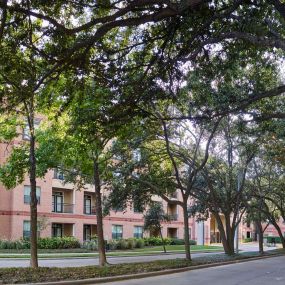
top-left (104, 255), bottom-right (285, 285)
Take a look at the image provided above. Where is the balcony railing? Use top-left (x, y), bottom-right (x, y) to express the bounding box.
top-left (52, 203), bottom-right (74, 214)
top-left (168, 214), bottom-right (178, 221)
top-left (84, 205), bottom-right (96, 215)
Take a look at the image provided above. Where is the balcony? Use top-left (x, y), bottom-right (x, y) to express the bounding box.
top-left (52, 203), bottom-right (74, 214)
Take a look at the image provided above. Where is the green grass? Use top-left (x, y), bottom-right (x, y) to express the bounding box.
top-left (0, 250), bottom-right (283, 284)
top-left (0, 245), bottom-right (223, 258)
top-left (133, 245), bottom-right (222, 252)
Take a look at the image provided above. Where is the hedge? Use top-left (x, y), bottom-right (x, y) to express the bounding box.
top-left (0, 237), bottom-right (81, 250)
top-left (143, 237), bottom-right (197, 246)
top-left (243, 238), bottom-right (253, 243)
top-left (266, 236), bottom-right (282, 244)
top-left (38, 237), bottom-right (80, 249)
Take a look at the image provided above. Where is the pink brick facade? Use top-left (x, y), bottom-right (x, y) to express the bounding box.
top-left (0, 168), bottom-right (193, 242)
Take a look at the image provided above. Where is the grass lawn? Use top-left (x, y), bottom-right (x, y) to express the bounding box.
top-left (0, 245), bottom-right (223, 258)
top-left (0, 250), bottom-right (283, 284)
top-left (133, 245), bottom-right (222, 252)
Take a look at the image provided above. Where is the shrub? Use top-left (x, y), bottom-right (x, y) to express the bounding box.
top-left (126, 238), bottom-right (135, 249)
top-left (170, 239), bottom-right (185, 245)
top-left (116, 239), bottom-right (128, 250)
top-left (266, 236), bottom-right (281, 244)
top-left (82, 240), bottom-right (98, 251)
top-left (37, 237), bottom-right (80, 249)
top-left (0, 239), bottom-right (30, 250)
top-left (243, 237), bottom-right (253, 243)
top-left (189, 240), bottom-right (197, 245)
top-left (108, 240), bottom-right (118, 250)
top-left (135, 238), bottom-right (145, 248)
top-left (143, 237), bottom-right (172, 246)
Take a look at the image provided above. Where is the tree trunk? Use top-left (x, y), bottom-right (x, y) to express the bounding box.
top-left (93, 159), bottom-right (107, 266)
top-left (271, 220), bottom-right (285, 248)
top-left (29, 134), bottom-right (38, 268)
top-left (182, 203), bottom-right (191, 260)
top-left (159, 227), bottom-right (166, 253)
top-left (215, 213), bottom-right (235, 255)
top-left (256, 222), bottom-right (264, 254)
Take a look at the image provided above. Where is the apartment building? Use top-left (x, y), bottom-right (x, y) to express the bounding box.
top-left (0, 166), bottom-right (195, 242)
top-left (0, 125), bottom-right (284, 244)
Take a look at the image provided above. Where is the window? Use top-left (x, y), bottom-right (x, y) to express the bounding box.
top-left (83, 225), bottom-right (92, 241)
top-left (112, 225), bottom-right (123, 239)
top-left (24, 186), bottom-right (41, 204)
top-left (52, 223), bottom-right (63, 237)
top-left (84, 195), bottom-right (92, 215)
top-left (134, 226), bottom-right (143, 238)
top-left (23, 221), bottom-right (40, 238)
top-left (54, 168), bottom-right (64, 180)
top-left (22, 119), bottom-right (41, 140)
top-left (52, 192), bottom-right (63, 213)
top-left (23, 221), bottom-right (31, 238)
top-left (246, 221), bottom-right (250, 228)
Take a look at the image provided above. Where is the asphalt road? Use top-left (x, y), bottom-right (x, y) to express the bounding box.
top-left (104, 255), bottom-right (285, 285)
top-left (0, 252), bottom-right (216, 268)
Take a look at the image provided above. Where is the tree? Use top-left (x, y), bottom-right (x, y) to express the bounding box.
top-left (243, 197), bottom-right (270, 254)
top-left (0, 39), bottom-right (49, 268)
top-left (1, 1), bottom-right (285, 114)
top-left (247, 153), bottom-right (285, 249)
top-left (189, 116), bottom-right (257, 255)
top-left (106, 100), bottom-right (221, 261)
top-left (40, 78), bottom-right (153, 266)
top-left (144, 202), bottom-right (170, 253)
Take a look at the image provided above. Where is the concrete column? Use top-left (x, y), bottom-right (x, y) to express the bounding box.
top-left (196, 221), bottom-right (205, 245)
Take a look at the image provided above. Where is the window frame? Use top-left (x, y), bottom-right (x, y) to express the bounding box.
top-left (112, 225), bottom-right (123, 239)
top-left (24, 186), bottom-right (41, 204)
top-left (133, 226), bottom-right (143, 239)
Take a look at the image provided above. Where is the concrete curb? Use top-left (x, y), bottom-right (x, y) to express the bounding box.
top-left (18, 253), bottom-right (285, 285)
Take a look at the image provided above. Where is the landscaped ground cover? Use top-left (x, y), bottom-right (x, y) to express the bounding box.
top-left (0, 250), bottom-right (283, 284)
top-left (0, 245), bottom-right (223, 258)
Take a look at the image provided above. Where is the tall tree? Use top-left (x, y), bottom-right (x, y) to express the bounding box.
top-left (190, 116), bottom-right (257, 255)
top-left (106, 101), bottom-right (221, 261)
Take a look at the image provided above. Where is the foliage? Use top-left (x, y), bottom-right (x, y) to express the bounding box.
top-left (0, 239), bottom-right (30, 250)
top-left (106, 239), bottom-right (145, 250)
top-left (143, 203), bottom-right (170, 234)
top-left (266, 236), bottom-right (282, 244)
top-left (243, 238), bottom-right (253, 243)
top-left (82, 240), bottom-right (98, 251)
top-left (143, 237), bottom-right (172, 247)
top-left (0, 238), bottom-right (80, 250)
top-left (37, 237), bottom-right (81, 249)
